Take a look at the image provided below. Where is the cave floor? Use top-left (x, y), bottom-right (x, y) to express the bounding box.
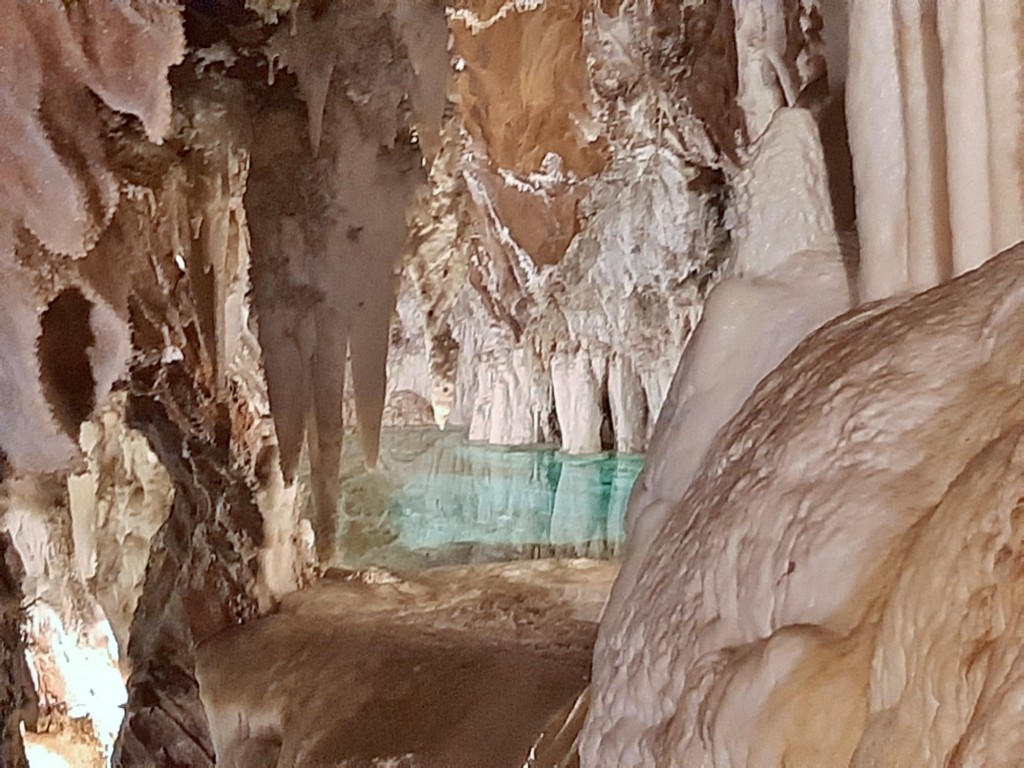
top-left (196, 558), bottom-right (617, 767)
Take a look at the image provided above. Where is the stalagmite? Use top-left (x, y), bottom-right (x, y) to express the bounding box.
top-left (617, 106), bottom-right (850, 606)
top-left (592, 16), bottom-right (1024, 764)
top-left (584, 241), bottom-right (1024, 767)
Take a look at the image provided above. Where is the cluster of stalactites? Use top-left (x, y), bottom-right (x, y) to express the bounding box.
top-left (847, 1), bottom-right (1024, 301)
top-left (392, 0), bottom-right (832, 457)
top-left (247, 0), bottom-right (448, 559)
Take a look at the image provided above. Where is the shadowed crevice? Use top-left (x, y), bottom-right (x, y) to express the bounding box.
top-left (37, 289), bottom-right (96, 438)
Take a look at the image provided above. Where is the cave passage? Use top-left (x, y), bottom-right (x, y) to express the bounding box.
top-left (17, 0), bottom-right (1015, 764)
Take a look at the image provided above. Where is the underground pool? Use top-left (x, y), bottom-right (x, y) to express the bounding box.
top-left (319, 427), bottom-right (644, 570)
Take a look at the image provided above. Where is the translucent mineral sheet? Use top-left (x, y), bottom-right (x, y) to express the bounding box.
top-left (319, 428), bottom-right (643, 569)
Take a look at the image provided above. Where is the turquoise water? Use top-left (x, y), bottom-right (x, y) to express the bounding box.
top-left (332, 428), bottom-right (643, 569)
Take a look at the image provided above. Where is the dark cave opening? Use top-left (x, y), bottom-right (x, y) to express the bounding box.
top-left (37, 288), bottom-right (96, 438)
top-left (599, 379), bottom-right (615, 452)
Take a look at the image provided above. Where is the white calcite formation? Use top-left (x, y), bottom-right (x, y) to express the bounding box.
top-left (399, 0), bottom-right (828, 454)
top-left (619, 105), bottom-right (852, 604)
top-left (0, 0), bottom-right (182, 475)
top-left (847, 1), bottom-right (1024, 301)
top-left (66, 395), bottom-right (174, 657)
top-left (22, 603), bottom-right (125, 761)
top-left (583, 246), bottom-right (1024, 765)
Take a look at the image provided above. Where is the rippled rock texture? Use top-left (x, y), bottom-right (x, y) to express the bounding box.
top-left (584, 245), bottom-right (1024, 765)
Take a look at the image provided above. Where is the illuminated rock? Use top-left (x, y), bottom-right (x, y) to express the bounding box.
top-left (584, 245), bottom-right (1024, 766)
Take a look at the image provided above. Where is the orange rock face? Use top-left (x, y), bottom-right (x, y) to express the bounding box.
top-left (453, 1), bottom-right (608, 178)
top-left (452, 0), bottom-right (607, 270)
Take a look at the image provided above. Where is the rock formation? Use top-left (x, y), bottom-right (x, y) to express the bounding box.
top-left (584, 244), bottom-right (1024, 766)
top-left (1, 0), bottom-right (1024, 765)
top-left (584, 1), bottom-right (1024, 765)
top-left (403, 0), bottom-right (830, 454)
top-left (847, 1), bottom-right (1024, 300)
top-left (619, 105), bottom-right (852, 609)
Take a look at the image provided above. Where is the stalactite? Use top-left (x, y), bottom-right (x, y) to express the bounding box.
top-left (71, 100), bottom-right (271, 761)
top-left (403, 117), bottom-right (470, 428)
top-left (250, 1), bottom-right (445, 558)
top-left (0, 47), bottom-right (307, 757)
top-left (245, 102), bottom-right (315, 486)
top-left (14, 0), bottom-right (1024, 763)
top-left (846, 0), bottom-right (1024, 301)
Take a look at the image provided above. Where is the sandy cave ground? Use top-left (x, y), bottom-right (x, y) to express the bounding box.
top-left (196, 558), bottom-right (617, 766)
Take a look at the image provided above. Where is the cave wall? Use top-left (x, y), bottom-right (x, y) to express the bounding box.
top-left (0, 1), bottom-right (449, 762)
top-left (0, 4), bottom-right (185, 761)
top-left (0, 534), bottom-right (38, 768)
top-left (0, 0), bottom-right (180, 475)
top-left (402, 0), bottom-right (831, 455)
top-left (583, 1), bottom-right (1024, 765)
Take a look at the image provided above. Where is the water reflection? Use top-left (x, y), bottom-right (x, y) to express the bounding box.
top-left (322, 428), bottom-right (643, 569)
